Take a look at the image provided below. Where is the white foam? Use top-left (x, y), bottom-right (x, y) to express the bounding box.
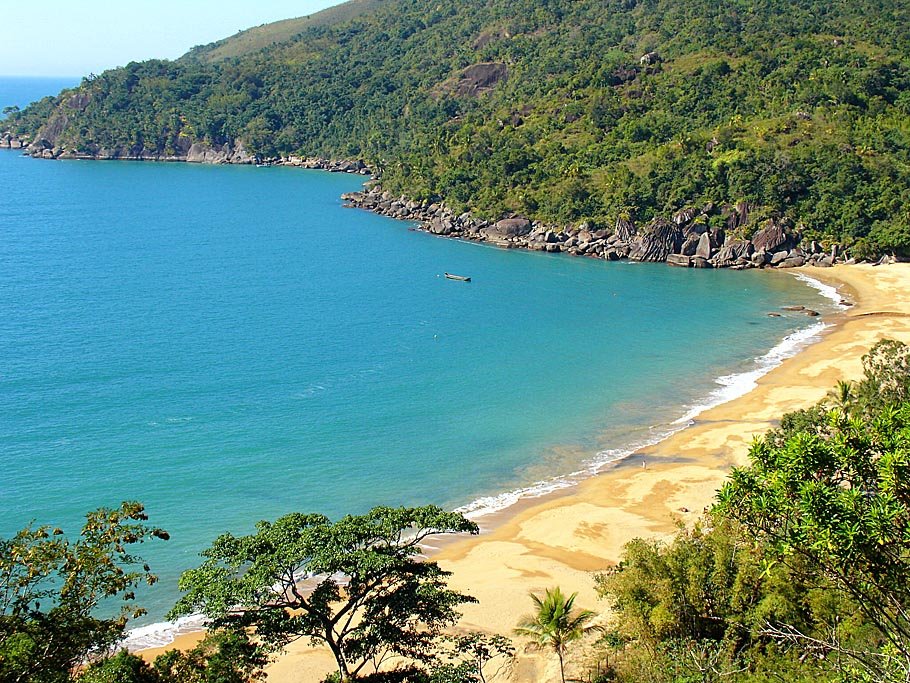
top-left (120, 614), bottom-right (208, 652)
top-left (794, 272), bottom-right (847, 308)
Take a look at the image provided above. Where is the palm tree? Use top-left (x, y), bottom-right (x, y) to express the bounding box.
top-left (827, 378), bottom-right (856, 415)
top-left (514, 587), bottom-right (600, 683)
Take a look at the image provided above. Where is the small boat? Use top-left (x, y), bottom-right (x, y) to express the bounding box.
top-left (444, 272), bottom-right (471, 282)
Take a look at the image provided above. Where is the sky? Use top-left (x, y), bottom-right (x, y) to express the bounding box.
top-left (0, 0), bottom-right (346, 77)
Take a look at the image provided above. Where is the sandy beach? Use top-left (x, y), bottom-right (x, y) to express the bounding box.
top-left (146, 263), bottom-right (910, 682)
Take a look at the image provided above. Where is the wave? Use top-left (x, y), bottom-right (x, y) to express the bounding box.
top-left (120, 614), bottom-right (208, 652)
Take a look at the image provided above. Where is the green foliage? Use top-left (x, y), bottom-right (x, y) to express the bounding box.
top-left (169, 505), bottom-right (479, 681)
top-left (717, 340), bottom-right (910, 682)
top-left (79, 651), bottom-right (159, 683)
top-left (594, 519), bottom-right (851, 682)
top-left (514, 587), bottom-right (599, 683)
top-left (0, 502), bottom-right (168, 683)
top-left (79, 631), bottom-right (267, 683)
top-left (8, 0), bottom-right (910, 254)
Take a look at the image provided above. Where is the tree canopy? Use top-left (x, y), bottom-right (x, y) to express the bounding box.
top-left (0, 502), bottom-right (168, 683)
top-left (169, 505), bottom-right (479, 681)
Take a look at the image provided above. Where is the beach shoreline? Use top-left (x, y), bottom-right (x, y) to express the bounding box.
top-left (142, 263), bottom-right (910, 682)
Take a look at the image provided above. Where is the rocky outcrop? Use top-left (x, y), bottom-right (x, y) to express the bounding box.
top-left (713, 239), bottom-right (753, 268)
top-left (0, 132), bottom-right (27, 149)
top-left (186, 141), bottom-right (255, 165)
top-left (751, 220), bottom-right (797, 254)
top-left (629, 218), bottom-right (683, 262)
top-left (442, 62), bottom-right (508, 97)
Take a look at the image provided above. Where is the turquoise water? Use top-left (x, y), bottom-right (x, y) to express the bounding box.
top-left (0, 82), bottom-right (837, 636)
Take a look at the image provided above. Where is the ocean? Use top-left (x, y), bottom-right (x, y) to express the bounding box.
top-left (0, 77), bottom-right (840, 647)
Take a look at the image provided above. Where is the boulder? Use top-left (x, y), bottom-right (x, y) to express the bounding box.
top-left (725, 201), bottom-right (751, 231)
top-left (751, 250), bottom-right (771, 266)
top-left (666, 254), bottom-right (692, 267)
top-left (751, 220), bottom-right (795, 253)
top-left (673, 207), bottom-right (698, 225)
top-left (614, 216), bottom-right (636, 242)
top-left (482, 217), bottom-right (532, 241)
top-left (695, 232), bottom-right (713, 259)
top-left (691, 256), bottom-right (712, 268)
top-left (770, 250), bottom-right (789, 266)
top-left (639, 51), bottom-right (661, 65)
top-left (777, 256), bottom-right (806, 268)
top-left (713, 239), bottom-right (753, 268)
top-left (428, 219), bottom-right (453, 235)
top-left (628, 218), bottom-right (683, 262)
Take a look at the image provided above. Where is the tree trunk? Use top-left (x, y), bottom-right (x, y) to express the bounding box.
top-left (557, 648), bottom-right (566, 683)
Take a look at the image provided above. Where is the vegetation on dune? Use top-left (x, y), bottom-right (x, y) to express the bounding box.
top-left (7, 0), bottom-right (910, 256)
top-left (514, 588), bottom-right (600, 683)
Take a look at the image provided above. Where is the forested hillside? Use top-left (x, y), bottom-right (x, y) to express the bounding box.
top-left (6, 0), bottom-right (910, 255)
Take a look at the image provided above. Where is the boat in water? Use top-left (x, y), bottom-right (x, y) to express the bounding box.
top-left (444, 272), bottom-right (471, 282)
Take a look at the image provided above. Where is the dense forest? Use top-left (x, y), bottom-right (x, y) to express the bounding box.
top-left (5, 0), bottom-right (910, 255)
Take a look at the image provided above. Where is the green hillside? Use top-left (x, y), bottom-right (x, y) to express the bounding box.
top-left (7, 0), bottom-right (910, 255)
top-left (184, 0), bottom-right (383, 62)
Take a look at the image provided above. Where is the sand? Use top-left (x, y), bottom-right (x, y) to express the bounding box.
top-left (145, 263), bottom-right (910, 683)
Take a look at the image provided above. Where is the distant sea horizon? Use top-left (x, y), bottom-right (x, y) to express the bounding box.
top-left (0, 77), bottom-right (841, 649)
top-left (0, 76), bottom-right (81, 117)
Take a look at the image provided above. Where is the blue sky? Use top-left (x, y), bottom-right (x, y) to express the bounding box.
top-left (1, 1), bottom-right (345, 77)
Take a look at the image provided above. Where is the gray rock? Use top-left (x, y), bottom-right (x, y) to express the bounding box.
top-left (673, 207), bottom-right (698, 225)
top-left (751, 250), bottom-right (771, 266)
top-left (713, 239), bottom-right (753, 268)
top-left (778, 256), bottom-right (806, 268)
top-left (614, 217), bottom-right (636, 242)
top-left (679, 235), bottom-right (698, 256)
top-left (770, 250), bottom-right (789, 266)
top-left (482, 218), bottom-right (532, 242)
top-left (628, 218), bottom-right (683, 262)
top-left (751, 220), bottom-right (795, 253)
top-left (695, 232), bottom-right (713, 259)
top-left (666, 254), bottom-right (692, 267)
top-left (428, 219), bottom-right (453, 235)
top-left (691, 256), bottom-right (712, 268)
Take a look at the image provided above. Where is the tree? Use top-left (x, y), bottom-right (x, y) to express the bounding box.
top-left (446, 632), bottom-right (514, 683)
top-left (717, 360), bottom-right (910, 681)
top-left (169, 506), bottom-right (479, 682)
top-left (0, 502), bottom-right (168, 683)
top-left (514, 587), bottom-right (600, 683)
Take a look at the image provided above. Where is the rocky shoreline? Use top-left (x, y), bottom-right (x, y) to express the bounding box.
top-left (1, 129), bottom-right (371, 175)
top-left (341, 184), bottom-right (864, 271)
top-left (1, 126), bottom-right (892, 272)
